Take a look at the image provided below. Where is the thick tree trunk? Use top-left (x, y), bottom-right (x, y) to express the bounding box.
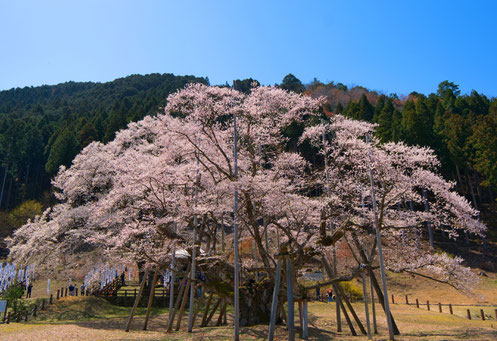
top-left (238, 279), bottom-right (274, 326)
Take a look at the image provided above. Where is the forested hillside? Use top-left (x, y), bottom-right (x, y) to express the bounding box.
top-left (0, 73), bottom-right (208, 237)
top-left (304, 77), bottom-right (497, 248)
top-left (0, 73), bottom-right (496, 247)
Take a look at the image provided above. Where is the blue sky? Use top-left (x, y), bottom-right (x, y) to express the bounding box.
top-left (1, 0), bottom-right (496, 96)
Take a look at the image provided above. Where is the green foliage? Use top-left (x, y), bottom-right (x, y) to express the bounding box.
top-left (8, 200), bottom-right (43, 230)
top-left (338, 280), bottom-right (363, 301)
top-left (1, 282), bottom-right (27, 313)
top-left (0, 73), bottom-right (207, 211)
top-left (279, 74), bottom-right (305, 93)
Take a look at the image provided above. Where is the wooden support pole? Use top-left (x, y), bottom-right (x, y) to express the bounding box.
top-left (302, 300), bottom-right (309, 340)
top-left (125, 268), bottom-right (149, 332)
top-left (6, 312), bottom-right (10, 324)
top-left (286, 257), bottom-right (295, 341)
top-left (143, 266), bottom-right (160, 330)
top-left (335, 284), bottom-right (367, 335)
top-left (175, 277), bottom-right (191, 331)
top-left (65, 288), bottom-right (68, 297)
top-left (50, 294), bottom-right (53, 304)
top-left (167, 264), bottom-right (190, 333)
top-left (405, 295), bottom-right (408, 305)
top-left (480, 309), bottom-right (485, 321)
top-left (467, 309), bottom-right (471, 320)
top-left (370, 276), bottom-right (377, 334)
top-left (216, 300), bottom-right (228, 326)
top-left (203, 298), bottom-right (221, 327)
top-left (334, 287), bottom-right (357, 336)
top-left (56, 289), bottom-right (59, 300)
top-left (298, 300), bottom-right (304, 337)
top-left (268, 258), bottom-right (282, 341)
top-left (201, 292), bottom-right (214, 328)
top-left (416, 298), bottom-right (419, 308)
top-left (75, 288), bottom-right (78, 296)
top-left (449, 304), bottom-right (453, 315)
top-left (191, 291), bottom-right (205, 328)
top-left (427, 300), bottom-right (430, 311)
top-left (361, 274), bottom-right (372, 340)
top-left (391, 294), bottom-right (395, 304)
top-left (438, 303), bottom-right (442, 313)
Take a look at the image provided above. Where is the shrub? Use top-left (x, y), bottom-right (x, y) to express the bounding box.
top-left (338, 280), bottom-right (363, 301)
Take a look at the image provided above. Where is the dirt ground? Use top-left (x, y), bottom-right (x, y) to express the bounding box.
top-left (1, 300), bottom-right (497, 340)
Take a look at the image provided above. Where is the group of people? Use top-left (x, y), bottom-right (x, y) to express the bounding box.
top-left (315, 287), bottom-right (334, 302)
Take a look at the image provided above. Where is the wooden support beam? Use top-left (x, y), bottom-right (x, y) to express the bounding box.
top-left (143, 266), bottom-right (160, 330)
top-left (125, 268), bottom-right (149, 332)
top-left (203, 298), bottom-right (221, 327)
top-left (216, 300), bottom-right (228, 326)
top-left (175, 277), bottom-right (191, 331)
top-left (191, 291), bottom-right (206, 328)
top-left (335, 284), bottom-right (367, 335)
top-left (167, 264), bottom-right (191, 333)
top-left (200, 292), bottom-right (214, 327)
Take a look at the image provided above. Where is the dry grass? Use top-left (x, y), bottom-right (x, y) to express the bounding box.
top-left (2, 271), bottom-right (496, 340)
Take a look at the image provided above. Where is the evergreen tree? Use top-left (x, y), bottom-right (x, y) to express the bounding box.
top-left (45, 126), bottom-right (79, 174)
top-left (357, 93), bottom-right (374, 121)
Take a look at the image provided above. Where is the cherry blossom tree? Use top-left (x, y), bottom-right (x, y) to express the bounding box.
top-left (8, 83), bottom-right (485, 327)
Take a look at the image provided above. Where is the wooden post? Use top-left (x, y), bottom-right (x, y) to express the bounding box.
top-left (124, 290), bottom-right (127, 297)
top-left (175, 277), bottom-right (191, 331)
top-left (361, 273), bottom-right (372, 340)
top-left (76, 288), bottom-right (78, 296)
top-left (143, 266), bottom-right (160, 330)
top-left (125, 268), bottom-right (149, 332)
top-left (201, 293), bottom-right (214, 328)
top-left (268, 258), bottom-right (280, 341)
top-left (6, 312), bottom-right (10, 324)
top-left (416, 298), bottom-right (419, 308)
top-left (302, 300), bottom-right (309, 340)
top-left (286, 257), bottom-right (295, 341)
top-left (480, 309), bottom-right (485, 321)
top-left (167, 265), bottom-right (191, 332)
top-left (41, 299), bottom-right (45, 310)
top-left (65, 288), bottom-right (68, 297)
top-left (334, 288), bottom-right (357, 336)
top-left (427, 300), bottom-right (430, 311)
top-left (370, 276), bottom-right (377, 334)
top-left (134, 288), bottom-right (137, 298)
top-left (449, 304), bottom-right (453, 314)
top-left (203, 298), bottom-right (221, 327)
top-left (335, 284), bottom-right (367, 335)
top-left (298, 300), bottom-right (304, 337)
top-left (216, 300), bottom-right (228, 326)
top-left (191, 291), bottom-right (206, 328)
top-left (391, 294), bottom-right (395, 304)
top-left (467, 309), bottom-right (471, 320)
top-left (56, 289), bottom-right (59, 300)
top-left (50, 294), bottom-right (53, 304)
top-left (405, 295), bottom-right (408, 305)
top-left (438, 303), bottom-right (442, 313)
